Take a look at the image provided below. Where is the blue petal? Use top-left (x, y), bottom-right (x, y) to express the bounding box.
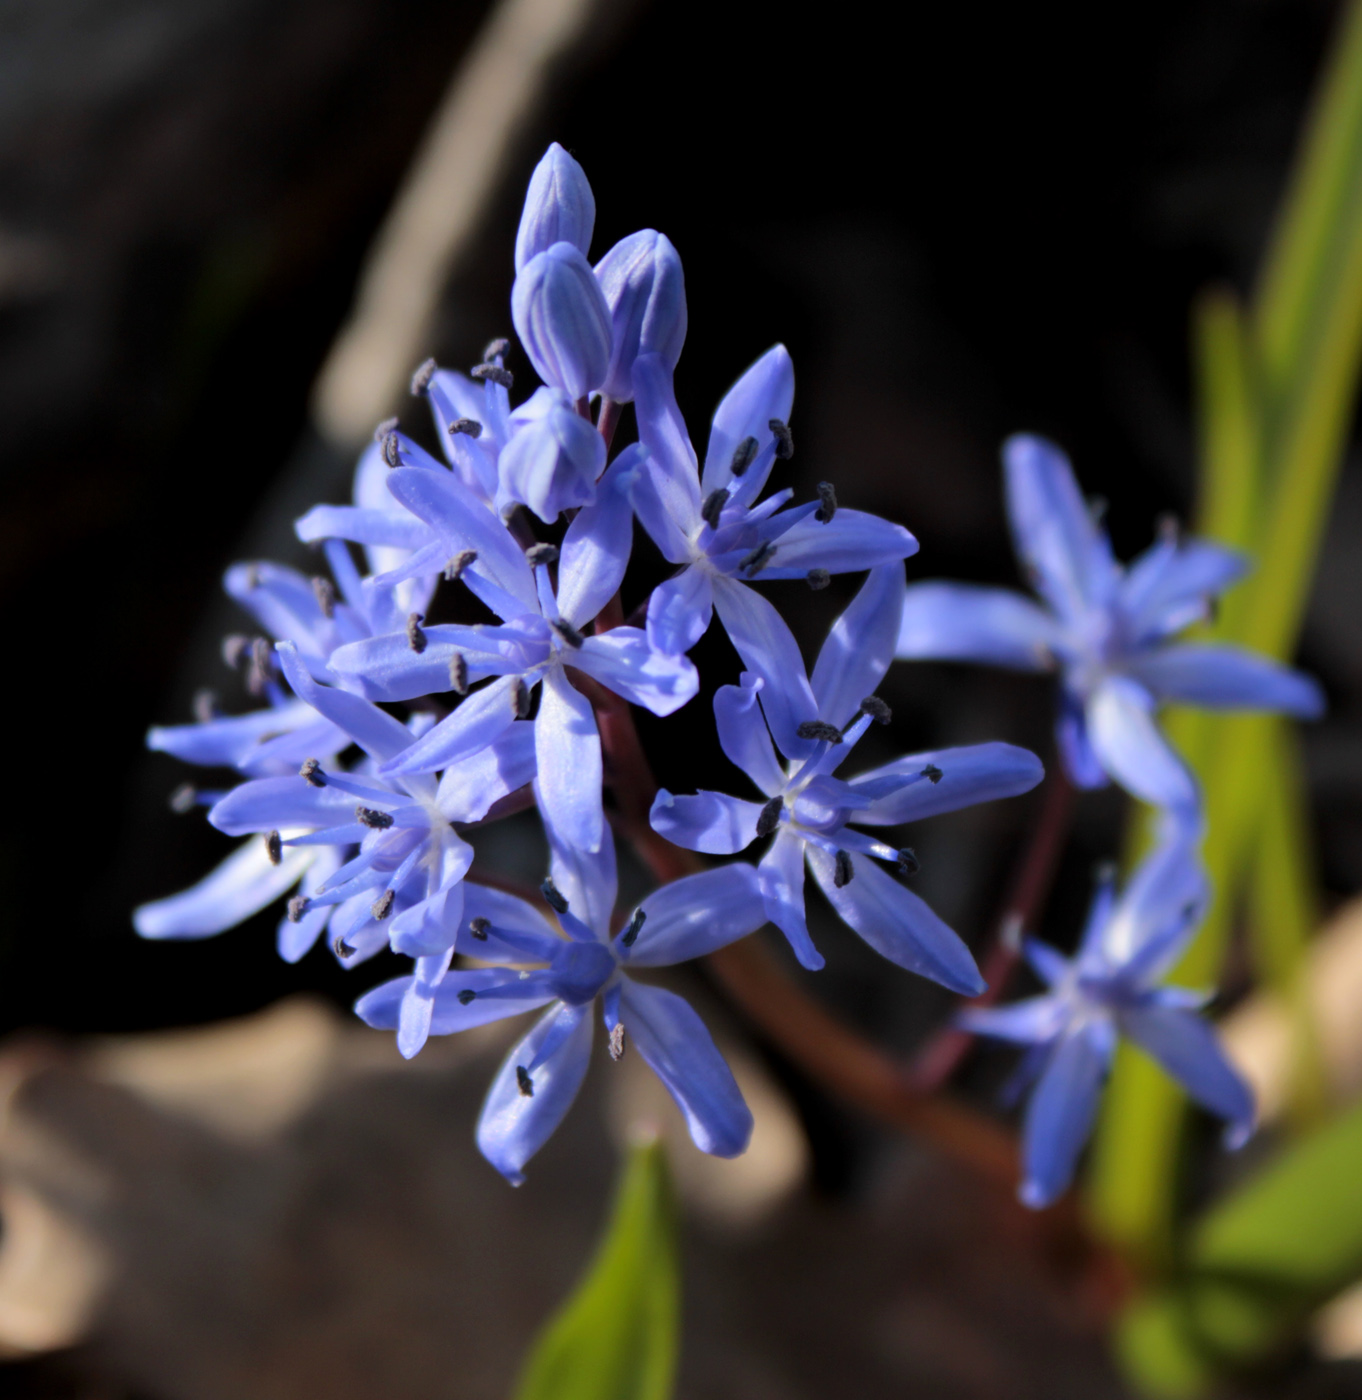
top-left (328, 624), bottom-right (536, 703)
top-left (542, 793), bottom-right (617, 938)
top-left (223, 561), bottom-right (332, 657)
top-left (276, 847), bottom-right (342, 962)
top-left (701, 344), bottom-right (794, 496)
top-left (645, 566), bottom-right (714, 656)
top-left (895, 581), bottom-right (1060, 671)
top-left (435, 722), bottom-right (536, 822)
top-left (388, 845), bottom-right (472, 957)
top-left (477, 1002), bottom-right (594, 1184)
top-left (754, 510), bottom-right (918, 579)
top-left (619, 980), bottom-right (752, 1157)
top-left (459, 882), bottom-right (562, 963)
top-left (633, 353), bottom-right (701, 527)
top-left (380, 675), bottom-right (520, 777)
top-left (650, 789), bottom-right (762, 855)
top-left (1120, 537), bottom-right (1249, 643)
top-left (629, 454), bottom-right (695, 564)
top-left (511, 242), bottom-right (612, 399)
top-left (207, 776), bottom-right (359, 835)
top-left (623, 863), bottom-right (767, 967)
top-left (276, 642), bottom-right (415, 763)
top-left (958, 995), bottom-right (1067, 1044)
top-left (147, 700), bottom-right (330, 770)
top-left (1094, 831), bottom-right (1208, 984)
top-left (758, 830), bottom-right (823, 970)
top-left (1019, 1018), bottom-right (1116, 1208)
top-left (569, 628), bottom-right (699, 717)
top-left (295, 503), bottom-right (433, 551)
top-left (356, 969), bottom-right (556, 1034)
top-left (713, 672), bottom-right (785, 797)
top-left (1124, 644), bottom-right (1324, 719)
top-left (535, 668), bottom-right (603, 852)
top-left (133, 839), bottom-right (313, 939)
top-left (1086, 676), bottom-right (1197, 811)
top-left (515, 142), bottom-right (595, 271)
top-left (497, 398), bottom-right (604, 523)
top-left (807, 846), bottom-right (985, 995)
top-left (594, 229), bottom-right (687, 401)
top-left (810, 563), bottom-right (905, 729)
top-left (1055, 690), bottom-right (1110, 790)
top-left (850, 742), bottom-right (1045, 825)
top-left (556, 447), bottom-right (640, 627)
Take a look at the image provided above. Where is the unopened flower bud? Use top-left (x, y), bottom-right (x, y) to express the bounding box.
top-left (511, 242), bottom-right (612, 400)
top-left (593, 229), bottom-right (687, 402)
top-left (515, 143), bottom-right (596, 273)
top-left (498, 399), bottom-right (605, 522)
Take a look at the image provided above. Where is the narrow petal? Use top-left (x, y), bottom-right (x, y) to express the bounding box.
top-left (624, 864), bottom-right (767, 966)
top-left (851, 742), bottom-right (1044, 825)
top-left (1121, 537), bottom-right (1249, 643)
top-left (1097, 831), bottom-right (1208, 985)
top-left (811, 563), bottom-right (906, 728)
top-left (556, 447), bottom-right (640, 627)
top-left (650, 789), bottom-right (762, 854)
top-left (477, 1002), bottom-right (594, 1184)
top-left (958, 996), bottom-right (1067, 1044)
top-left (276, 847), bottom-right (342, 962)
top-left (356, 969), bottom-right (556, 1035)
top-left (1087, 676), bottom-right (1197, 811)
top-left (808, 847), bottom-right (984, 994)
top-left (633, 353), bottom-right (701, 525)
top-left (207, 776), bottom-right (359, 835)
top-left (276, 642), bottom-right (414, 762)
top-left (535, 668), bottom-right (604, 852)
top-left (569, 628), bottom-right (699, 717)
top-left (133, 840), bottom-right (312, 939)
top-left (328, 626), bottom-right (518, 703)
top-left (701, 344), bottom-right (794, 496)
top-left (758, 831), bottom-right (823, 970)
top-left (756, 510), bottom-right (918, 579)
top-left (645, 566), bottom-right (714, 656)
top-left (619, 980), bottom-right (752, 1156)
top-left (147, 700), bottom-right (324, 769)
top-left (294, 504), bottom-right (433, 551)
top-left (388, 846), bottom-right (472, 957)
top-left (895, 581), bottom-right (1060, 671)
top-left (713, 673), bottom-right (785, 797)
top-left (436, 722), bottom-right (536, 823)
top-left (1124, 644), bottom-right (1325, 718)
top-left (542, 788), bottom-right (617, 937)
top-left (380, 675), bottom-right (519, 776)
top-left (1056, 690), bottom-right (1109, 790)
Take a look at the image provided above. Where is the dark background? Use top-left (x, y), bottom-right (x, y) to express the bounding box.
top-left (0, 0), bottom-right (1356, 1130)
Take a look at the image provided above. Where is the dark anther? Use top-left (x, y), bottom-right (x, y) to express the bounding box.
top-left (833, 849), bottom-right (855, 887)
top-left (609, 1023), bottom-right (626, 1060)
top-left (374, 416), bottom-right (399, 443)
top-left (701, 488), bottom-right (729, 529)
top-left (287, 895), bottom-right (309, 923)
top-left (381, 431), bottom-right (403, 468)
top-left (449, 653), bottom-right (469, 695)
top-left (620, 908), bottom-right (647, 948)
top-left (410, 357), bottom-right (438, 396)
top-left (192, 689), bottom-right (218, 724)
top-left (769, 419), bottom-right (794, 459)
top-left (300, 757), bottom-right (326, 787)
top-left (472, 362), bottom-right (514, 389)
top-left (244, 564), bottom-right (261, 589)
top-left (540, 878), bottom-right (569, 914)
top-left (312, 576), bottom-right (336, 619)
top-left (457, 988), bottom-right (477, 1005)
top-left (247, 637), bottom-right (273, 696)
top-left (169, 783), bottom-right (198, 814)
top-left (806, 568), bottom-right (831, 591)
top-left (406, 612), bottom-right (428, 653)
top-left (444, 548), bottom-right (477, 581)
top-left (469, 916), bottom-right (490, 941)
top-left (797, 720), bottom-right (843, 743)
top-left (222, 634), bottom-right (251, 669)
top-left (756, 796), bottom-right (784, 837)
top-left (921, 763), bottom-right (943, 784)
top-left (449, 417), bottom-right (483, 438)
top-left (516, 1066), bottom-right (535, 1097)
top-left (356, 806), bottom-right (394, 830)
top-left (484, 337), bottom-right (510, 361)
top-left (265, 831), bottom-right (283, 866)
top-left (335, 935), bottom-right (356, 959)
top-left (512, 678), bottom-right (531, 719)
top-left (525, 542), bottom-right (559, 567)
top-left (371, 890), bottom-right (395, 921)
top-left (860, 695), bottom-right (892, 725)
top-left (740, 540), bottom-right (777, 576)
top-left (814, 481), bottom-right (838, 523)
top-left (552, 619), bottom-right (585, 648)
top-left (730, 435), bottom-right (759, 476)
top-left (897, 847), bottom-right (920, 876)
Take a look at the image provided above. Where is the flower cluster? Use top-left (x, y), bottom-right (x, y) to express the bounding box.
top-left (134, 143), bottom-right (1297, 1206)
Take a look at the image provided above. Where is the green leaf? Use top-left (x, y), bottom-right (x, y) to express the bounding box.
top-left (513, 1139), bottom-right (679, 1400)
top-left (1118, 1099), bottom-right (1362, 1396)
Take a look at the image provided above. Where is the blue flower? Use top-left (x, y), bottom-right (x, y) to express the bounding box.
top-left (356, 817), bottom-right (764, 1182)
top-left (512, 241), bottom-right (613, 401)
top-left (594, 229), bottom-right (687, 402)
top-left (895, 434), bottom-right (1324, 809)
top-left (962, 828), bottom-right (1254, 1207)
top-left (627, 348), bottom-right (918, 655)
top-left (649, 566), bottom-right (1044, 983)
top-left (515, 142), bottom-right (596, 272)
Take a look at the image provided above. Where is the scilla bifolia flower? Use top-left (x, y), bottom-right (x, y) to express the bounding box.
top-left (514, 141), bottom-right (595, 272)
top-left (511, 241), bottom-right (612, 401)
top-left (594, 228), bottom-right (687, 402)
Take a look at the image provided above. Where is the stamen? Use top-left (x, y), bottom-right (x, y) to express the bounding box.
top-left (287, 895), bottom-right (309, 922)
top-left (406, 612), bottom-right (428, 653)
top-left (312, 576), bottom-right (336, 619)
top-left (814, 481), bottom-right (837, 523)
top-left (797, 720), bottom-right (843, 743)
top-left (897, 847), bottom-right (920, 876)
top-left (833, 849), bottom-right (854, 887)
top-left (222, 634), bottom-right (250, 669)
top-left (300, 758), bottom-right (326, 787)
top-left (540, 878), bottom-right (568, 914)
top-left (444, 548), bottom-right (477, 581)
top-left (756, 796), bottom-right (784, 837)
top-left (525, 542), bottom-right (559, 566)
top-left (620, 908), bottom-right (646, 948)
top-left (192, 689), bottom-right (217, 724)
top-left (381, 431), bottom-right (403, 468)
top-left (247, 638), bottom-right (273, 696)
top-left (371, 889), bottom-right (395, 920)
top-left (740, 540), bottom-right (777, 576)
top-left (921, 763), bottom-right (943, 784)
top-left (472, 362), bottom-right (514, 389)
top-left (244, 564), bottom-right (261, 589)
top-left (806, 568), bottom-right (830, 591)
top-left (449, 653), bottom-right (469, 695)
top-left (373, 416), bottom-right (399, 443)
top-left (552, 619), bottom-right (585, 648)
top-left (512, 678), bottom-right (531, 719)
top-left (860, 695), bottom-right (892, 725)
top-left (730, 435), bottom-right (759, 476)
top-left (457, 988), bottom-right (477, 1005)
top-left (356, 806), bottom-right (394, 830)
top-left (448, 417), bottom-right (483, 438)
top-left (469, 916), bottom-right (490, 941)
top-left (701, 488), bottom-right (729, 529)
top-left (410, 357), bottom-right (437, 396)
top-left (169, 783), bottom-right (198, 814)
top-left (609, 1023), bottom-right (626, 1060)
top-left (769, 419), bottom-right (794, 459)
top-left (334, 935), bottom-right (356, 958)
top-left (516, 1065), bottom-right (535, 1097)
top-left (265, 831), bottom-right (283, 866)
top-left (484, 337), bottom-right (510, 361)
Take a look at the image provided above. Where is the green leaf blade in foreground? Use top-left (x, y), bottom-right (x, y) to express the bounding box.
top-left (513, 1139), bottom-right (679, 1400)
